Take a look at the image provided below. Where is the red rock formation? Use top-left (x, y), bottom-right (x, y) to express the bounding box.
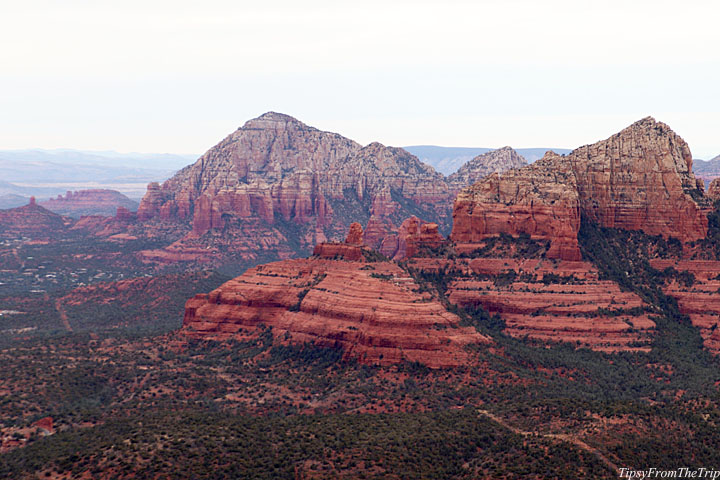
top-left (345, 222), bottom-right (364, 244)
top-left (708, 178), bottom-right (720, 201)
top-left (0, 199), bottom-right (70, 239)
top-left (313, 223), bottom-right (366, 261)
top-left (409, 257), bottom-right (655, 352)
top-left (569, 117), bottom-right (707, 242)
top-left (182, 257), bottom-right (490, 368)
top-left (136, 112), bottom-right (453, 267)
top-left (115, 206), bottom-right (135, 222)
top-left (137, 182), bottom-right (168, 221)
top-left (649, 259), bottom-right (720, 354)
top-left (451, 118), bottom-right (709, 261)
top-left (39, 189), bottom-right (138, 218)
top-left (451, 153), bottom-right (582, 261)
top-left (379, 216), bottom-right (446, 260)
top-left (31, 417), bottom-right (53, 434)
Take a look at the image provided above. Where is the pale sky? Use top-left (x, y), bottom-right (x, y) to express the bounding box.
top-left (2, 0), bottom-right (719, 158)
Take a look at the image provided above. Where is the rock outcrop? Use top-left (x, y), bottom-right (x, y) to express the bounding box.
top-left (379, 216), bottom-right (446, 260)
top-left (136, 112), bottom-right (453, 267)
top-left (312, 223), bottom-right (367, 261)
top-left (40, 189), bottom-right (138, 218)
top-left (451, 118), bottom-right (709, 260)
top-left (451, 153), bottom-right (582, 261)
top-left (708, 178), bottom-right (720, 201)
top-left (182, 257), bottom-right (490, 368)
top-left (447, 146), bottom-right (527, 193)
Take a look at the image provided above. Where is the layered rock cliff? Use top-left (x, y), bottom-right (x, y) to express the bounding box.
top-left (708, 178), bottom-right (720, 201)
top-left (408, 256), bottom-right (655, 352)
top-left (182, 256), bottom-right (490, 368)
top-left (568, 117), bottom-right (707, 241)
top-left (137, 113), bottom-right (453, 267)
top-left (451, 153), bottom-right (582, 261)
top-left (451, 118), bottom-right (710, 260)
top-left (379, 216), bottom-right (446, 260)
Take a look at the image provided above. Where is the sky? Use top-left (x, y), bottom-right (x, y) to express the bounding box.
top-left (1, 0), bottom-right (719, 158)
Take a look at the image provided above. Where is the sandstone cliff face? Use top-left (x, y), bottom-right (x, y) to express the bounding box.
top-left (451, 118), bottom-right (709, 260)
top-left (0, 198), bottom-right (70, 239)
top-left (379, 216), bottom-right (445, 260)
top-left (447, 146), bottom-right (527, 193)
top-left (137, 113), bottom-right (453, 267)
top-left (312, 222), bottom-right (367, 261)
top-left (568, 117), bottom-right (707, 241)
top-left (451, 153), bottom-right (582, 261)
top-left (182, 257), bottom-right (490, 368)
top-left (39, 189), bottom-right (138, 218)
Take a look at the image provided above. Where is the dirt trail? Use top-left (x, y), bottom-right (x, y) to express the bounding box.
top-left (477, 409), bottom-right (619, 473)
top-left (12, 248), bottom-right (24, 269)
top-left (53, 297), bottom-right (72, 332)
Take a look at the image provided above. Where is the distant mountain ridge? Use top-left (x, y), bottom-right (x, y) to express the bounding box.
top-left (693, 154), bottom-right (720, 183)
top-left (0, 149), bottom-right (196, 198)
top-left (404, 145), bottom-right (572, 175)
top-left (39, 190), bottom-right (139, 218)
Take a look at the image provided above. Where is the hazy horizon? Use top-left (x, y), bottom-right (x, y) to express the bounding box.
top-left (2, 1), bottom-right (719, 158)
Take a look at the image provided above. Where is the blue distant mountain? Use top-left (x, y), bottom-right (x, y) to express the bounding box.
top-left (0, 149), bottom-right (198, 198)
top-left (404, 145), bottom-right (572, 175)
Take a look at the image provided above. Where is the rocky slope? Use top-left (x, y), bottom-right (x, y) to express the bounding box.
top-left (451, 117), bottom-right (709, 260)
top-left (377, 216), bottom-right (446, 260)
top-left (408, 255), bottom-right (655, 352)
top-left (40, 189), bottom-right (138, 218)
top-left (137, 113), bottom-right (453, 268)
top-left (447, 146), bottom-right (527, 193)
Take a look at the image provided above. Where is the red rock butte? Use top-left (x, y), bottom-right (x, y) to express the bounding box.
top-left (182, 254), bottom-right (490, 368)
top-left (451, 117), bottom-right (710, 261)
top-left (0, 198), bottom-right (69, 238)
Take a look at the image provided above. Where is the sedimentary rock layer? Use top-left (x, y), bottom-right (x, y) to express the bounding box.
top-left (650, 259), bottom-right (720, 354)
top-left (409, 257), bottom-right (655, 352)
top-left (182, 258), bottom-right (490, 368)
top-left (451, 153), bottom-right (582, 261)
top-left (0, 198), bottom-right (70, 238)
